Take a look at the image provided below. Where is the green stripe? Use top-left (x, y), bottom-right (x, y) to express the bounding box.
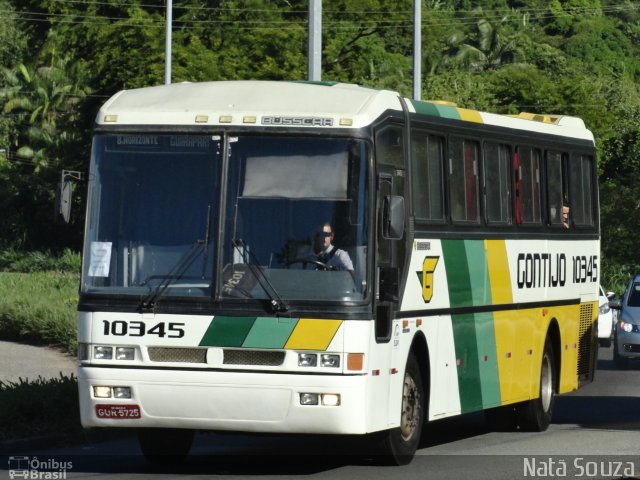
top-left (242, 317), bottom-right (298, 348)
top-left (464, 241), bottom-right (501, 408)
top-left (410, 100), bottom-right (462, 120)
top-left (451, 313), bottom-right (482, 412)
top-left (464, 240), bottom-right (491, 305)
top-left (444, 240), bottom-right (501, 411)
top-left (410, 100), bottom-right (441, 116)
top-left (464, 240), bottom-right (500, 408)
top-left (443, 240), bottom-right (481, 411)
top-left (442, 240), bottom-right (472, 308)
top-left (199, 316), bottom-right (256, 347)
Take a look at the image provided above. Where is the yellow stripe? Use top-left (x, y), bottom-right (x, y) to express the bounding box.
top-left (485, 240), bottom-right (512, 304)
top-left (484, 240), bottom-right (515, 402)
top-left (457, 108), bottom-right (483, 123)
top-left (284, 319), bottom-right (342, 350)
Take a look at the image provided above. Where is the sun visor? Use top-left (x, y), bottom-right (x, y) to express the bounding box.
top-left (242, 152), bottom-right (348, 199)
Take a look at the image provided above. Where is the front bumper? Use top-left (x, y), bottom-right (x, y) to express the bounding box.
top-left (78, 366), bottom-right (371, 434)
top-left (615, 329), bottom-right (640, 359)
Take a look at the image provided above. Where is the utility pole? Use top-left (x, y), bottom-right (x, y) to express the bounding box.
top-left (413, 0), bottom-right (421, 100)
top-left (308, 0), bottom-right (322, 81)
top-left (165, 0), bottom-right (172, 85)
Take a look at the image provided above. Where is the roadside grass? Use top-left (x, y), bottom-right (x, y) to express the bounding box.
top-left (0, 249), bottom-right (80, 354)
top-left (0, 250), bottom-right (86, 447)
top-left (0, 271), bottom-right (79, 354)
top-left (0, 375), bottom-right (83, 444)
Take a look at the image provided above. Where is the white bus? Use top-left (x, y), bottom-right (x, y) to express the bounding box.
top-left (76, 81), bottom-right (599, 464)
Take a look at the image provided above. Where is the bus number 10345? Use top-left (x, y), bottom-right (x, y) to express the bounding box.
top-left (102, 320), bottom-right (185, 338)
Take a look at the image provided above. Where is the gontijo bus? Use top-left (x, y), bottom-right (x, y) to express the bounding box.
top-left (77, 81), bottom-right (599, 464)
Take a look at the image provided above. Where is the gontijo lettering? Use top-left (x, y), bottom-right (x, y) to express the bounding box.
top-left (517, 253), bottom-right (566, 289)
top-left (517, 253), bottom-right (598, 289)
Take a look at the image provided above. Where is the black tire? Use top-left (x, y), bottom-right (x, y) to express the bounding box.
top-left (485, 404), bottom-right (518, 432)
top-left (378, 353), bottom-right (424, 465)
top-left (138, 428), bottom-right (195, 464)
top-left (613, 336), bottom-right (629, 370)
top-left (517, 338), bottom-right (556, 432)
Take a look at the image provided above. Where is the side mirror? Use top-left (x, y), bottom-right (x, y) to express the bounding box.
top-left (55, 181), bottom-right (73, 224)
top-left (608, 299), bottom-right (621, 310)
top-left (55, 170), bottom-right (84, 224)
top-left (383, 195), bottom-right (405, 240)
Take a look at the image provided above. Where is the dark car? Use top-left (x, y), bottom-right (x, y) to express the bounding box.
top-left (609, 275), bottom-right (640, 369)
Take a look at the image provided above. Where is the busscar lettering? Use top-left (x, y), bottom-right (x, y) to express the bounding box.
top-left (261, 116), bottom-right (333, 127)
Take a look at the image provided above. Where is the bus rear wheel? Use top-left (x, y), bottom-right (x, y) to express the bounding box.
top-left (517, 338), bottom-right (556, 431)
top-left (138, 428), bottom-right (195, 464)
top-left (378, 352), bottom-right (424, 465)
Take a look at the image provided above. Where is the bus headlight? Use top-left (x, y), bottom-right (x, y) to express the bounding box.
top-left (300, 393), bottom-right (319, 405)
top-left (321, 394), bottom-right (341, 406)
top-left (115, 347), bottom-right (135, 361)
top-left (94, 346), bottom-right (113, 360)
top-left (93, 386), bottom-right (112, 398)
top-left (298, 353), bottom-right (317, 367)
top-left (320, 354), bottom-right (340, 368)
top-left (113, 387), bottom-right (132, 399)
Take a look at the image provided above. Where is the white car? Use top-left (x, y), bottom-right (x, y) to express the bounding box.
top-left (598, 286), bottom-right (615, 347)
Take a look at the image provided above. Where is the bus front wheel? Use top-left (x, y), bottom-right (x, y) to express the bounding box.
top-left (517, 338), bottom-right (556, 431)
top-left (138, 428), bottom-right (195, 464)
top-left (378, 352), bottom-right (424, 465)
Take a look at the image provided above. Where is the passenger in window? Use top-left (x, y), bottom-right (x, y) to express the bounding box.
top-left (562, 203), bottom-right (570, 229)
top-left (309, 223), bottom-right (354, 277)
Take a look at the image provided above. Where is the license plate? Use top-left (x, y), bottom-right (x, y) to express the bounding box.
top-left (96, 404), bottom-right (141, 419)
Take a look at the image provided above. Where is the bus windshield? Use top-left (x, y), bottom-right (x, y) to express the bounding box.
top-left (222, 136), bottom-right (369, 302)
top-left (81, 134), bottom-right (369, 303)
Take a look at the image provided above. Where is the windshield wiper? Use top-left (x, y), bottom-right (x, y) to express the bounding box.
top-left (140, 206), bottom-right (213, 312)
top-left (232, 238), bottom-right (289, 313)
top-left (139, 241), bottom-right (206, 311)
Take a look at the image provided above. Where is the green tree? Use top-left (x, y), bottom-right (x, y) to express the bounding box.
top-left (443, 10), bottom-right (522, 72)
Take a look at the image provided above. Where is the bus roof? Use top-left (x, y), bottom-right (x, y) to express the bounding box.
top-left (96, 81), bottom-right (594, 142)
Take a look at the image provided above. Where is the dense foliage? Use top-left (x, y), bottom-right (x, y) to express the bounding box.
top-left (1, 0), bottom-right (639, 290)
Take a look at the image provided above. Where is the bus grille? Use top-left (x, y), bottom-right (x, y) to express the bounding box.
top-left (148, 347), bottom-right (207, 363)
top-left (223, 349), bottom-right (285, 366)
top-left (577, 303), bottom-right (594, 378)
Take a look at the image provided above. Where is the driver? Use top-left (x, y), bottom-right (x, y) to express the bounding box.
top-left (310, 223), bottom-right (354, 275)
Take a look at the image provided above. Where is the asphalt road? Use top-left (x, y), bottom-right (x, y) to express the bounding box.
top-left (1, 345), bottom-right (639, 480)
top-left (0, 340), bottom-right (76, 383)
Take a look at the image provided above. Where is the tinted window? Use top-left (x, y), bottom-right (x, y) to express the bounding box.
top-left (376, 125), bottom-right (404, 167)
top-left (449, 138), bottom-right (480, 223)
top-left (517, 146), bottom-right (541, 224)
top-left (411, 130), bottom-right (444, 221)
top-left (570, 154), bottom-right (594, 226)
top-left (484, 143), bottom-right (512, 225)
top-left (546, 151), bottom-right (568, 227)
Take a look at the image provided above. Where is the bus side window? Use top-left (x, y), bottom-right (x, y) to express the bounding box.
top-left (376, 125), bottom-right (404, 167)
top-left (516, 146), bottom-right (542, 224)
top-left (484, 142), bottom-right (512, 225)
top-left (411, 130), bottom-right (444, 222)
top-left (569, 154), bottom-right (595, 226)
top-left (546, 151), bottom-right (568, 227)
top-left (449, 137), bottom-right (480, 223)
